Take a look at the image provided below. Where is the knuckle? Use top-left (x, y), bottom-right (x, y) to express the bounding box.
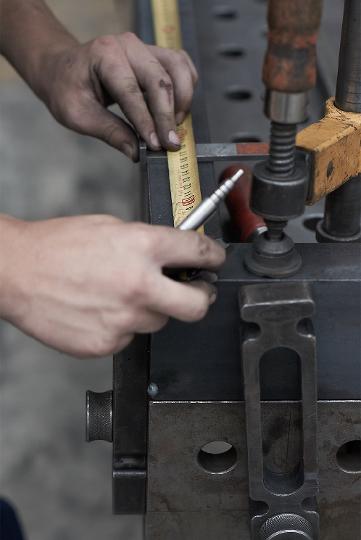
top-left (88, 214), bottom-right (120, 228)
top-left (194, 234), bottom-right (211, 259)
top-left (174, 50), bottom-right (189, 67)
top-left (120, 31), bottom-right (138, 44)
top-left (125, 268), bottom-right (152, 304)
top-left (125, 273), bottom-right (143, 300)
top-left (92, 34), bottom-right (119, 53)
top-left (102, 122), bottom-right (121, 146)
top-left (132, 224), bottom-right (157, 253)
top-left (123, 77), bottom-right (141, 95)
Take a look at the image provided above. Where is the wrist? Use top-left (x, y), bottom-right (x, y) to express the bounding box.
top-left (0, 215), bottom-right (29, 322)
top-left (0, 0), bottom-right (78, 103)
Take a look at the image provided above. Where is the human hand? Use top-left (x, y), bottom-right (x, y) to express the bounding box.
top-left (0, 216), bottom-right (224, 358)
top-left (39, 33), bottom-right (198, 161)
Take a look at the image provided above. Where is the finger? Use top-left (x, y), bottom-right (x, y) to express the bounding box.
top-left (149, 227), bottom-right (226, 270)
top-left (121, 34), bottom-right (180, 150)
top-left (148, 46), bottom-right (196, 124)
top-left (131, 311), bottom-right (169, 334)
top-left (147, 277), bottom-right (216, 323)
top-left (180, 50), bottom-right (199, 85)
top-left (94, 44), bottom-right (161, 151)
top-left (114, 333), bottom-right (134, 354)
top-left (70, 99), bottom-right (139, 161)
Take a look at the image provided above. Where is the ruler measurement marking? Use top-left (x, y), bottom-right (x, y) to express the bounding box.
top-left (151, 0), bottom-right (203, 229)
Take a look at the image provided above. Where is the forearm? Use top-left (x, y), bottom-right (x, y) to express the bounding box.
top-left (0, 0), bottom-right (77, 98)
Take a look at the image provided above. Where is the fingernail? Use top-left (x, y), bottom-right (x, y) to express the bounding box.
top-left (176, 112), bottom-right (185, 125)
top-left (150, 132), bottom-right (161, 149)
top-left (168, 130), bottom-right (180, 146)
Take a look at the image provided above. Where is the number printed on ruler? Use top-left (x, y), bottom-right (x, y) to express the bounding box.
top-left (169, 115), bottom-right (202, 226)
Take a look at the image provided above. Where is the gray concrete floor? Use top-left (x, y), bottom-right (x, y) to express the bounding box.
top-left (0, 2), bottom-right (142, 539)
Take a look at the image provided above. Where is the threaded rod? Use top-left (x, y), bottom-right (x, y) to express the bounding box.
top-left (267, 122), bottom-right (297, 176)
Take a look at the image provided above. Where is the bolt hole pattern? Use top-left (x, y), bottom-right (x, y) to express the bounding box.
top-left (225, 86), bottom-right (253, 101)
top-left (198, 440), bottom-right (238, 474)
top-left (336, 440), bottom-right (361, 473)
top-left (218, 44), bottom-right (245, 58)
top-left (212, 5), bottom-right (238, 19)
top-left (230, 132), bottom-right (262, 143)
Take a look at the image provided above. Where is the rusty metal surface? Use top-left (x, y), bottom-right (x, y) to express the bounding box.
top-left (263, 0), bottom-right (323, 92)
top-left (146, 401), bottom-right (361, 540)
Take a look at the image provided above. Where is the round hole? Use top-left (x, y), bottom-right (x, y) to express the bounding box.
top-left (218, 44), bottom-right (245, 58)
top-left (230, 132), bottom-right (261, 143)
top-left (303, 215), bottom-right (322, 232)
top-left (213, 5), bottom-right (238, 19)
top-left (336, 440), bottom-right (361, 473)
top-left (198, 440), bottom-right (238, 474)
top-left (225, 86), bottom-right (252, 101)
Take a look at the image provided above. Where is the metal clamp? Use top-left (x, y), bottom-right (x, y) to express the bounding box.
top-left (239, 282), bottom-right (319, 539)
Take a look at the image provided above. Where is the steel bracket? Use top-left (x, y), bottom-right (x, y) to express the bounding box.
top-left (240, 282), bottom-right (319, 539)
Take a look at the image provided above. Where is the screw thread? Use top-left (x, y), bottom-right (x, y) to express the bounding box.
top-left (268, 122), bottom-right (297, 176)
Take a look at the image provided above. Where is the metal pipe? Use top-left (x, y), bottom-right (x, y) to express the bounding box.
top-left (318, 0), bottom-right (361, 242)
top-left (335, 0), bottom-right (361, 114)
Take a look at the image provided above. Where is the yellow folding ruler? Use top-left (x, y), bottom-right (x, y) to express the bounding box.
top-left (151, 0), bottom-right (203, 229)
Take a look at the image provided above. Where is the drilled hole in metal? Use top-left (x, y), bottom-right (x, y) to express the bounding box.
top-left (212, 5), bottom-right (238, 19)
top-left (303, 215), bottom-right (322, 232)
top-left (225, 86), bottom-right (252, 101)
top-left (231, 132), bottom-right (261, 143)
top-left (218, 44), bottom-right (245, 57)
top-left (297, 318), bottom-right (313, 336)
top-left (198, 441), bottom-right (237, 474)
top-left (336, 440), bottom-right (361, 473)
top-left (243, 322), bottom-right (261, 340)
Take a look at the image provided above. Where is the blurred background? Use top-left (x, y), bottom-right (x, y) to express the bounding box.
top-left (0, 1), bottom-right (143, 539)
